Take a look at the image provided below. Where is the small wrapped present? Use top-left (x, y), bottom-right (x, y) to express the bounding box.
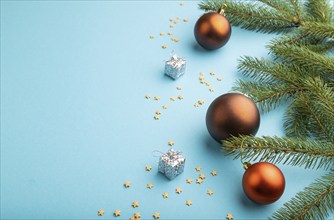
top-left (158, 148), bottom-right (186, 180)
top-left (164, 54), bottom-right (186, 80)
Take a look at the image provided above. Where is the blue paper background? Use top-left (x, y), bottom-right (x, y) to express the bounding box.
top-left (1, 1), bottom-right (332, 219)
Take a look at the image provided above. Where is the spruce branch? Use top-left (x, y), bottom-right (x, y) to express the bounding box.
top-left (270, 172), bottom-right (334, 220)
top-left (302, 22), bottom-right (334, 39)
top-left (223, 136), bottom-right (334, 170)
top-left (305, 0), bottom-right (333, 23)
top-left (233, 80), bottom-right (301, 112)
top-left (198, 0), bottom-right (303, 33)
top-left (269, 44), bottom-right (334, 75)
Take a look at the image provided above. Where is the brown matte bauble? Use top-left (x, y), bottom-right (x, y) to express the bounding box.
top-left (206, 93), bottom-right (260, 142)
top-left (194, 12), bottom-right (231, 50)
top-left (243, 162), bottom-right (285, 205)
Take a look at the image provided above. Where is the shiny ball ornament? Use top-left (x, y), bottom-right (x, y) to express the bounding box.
top-left (194, 12), bottom-right (231, 50)
top-left (242, 162), bottom-right (285, 204)
top-left (206, 93), bottom-right (260, 143)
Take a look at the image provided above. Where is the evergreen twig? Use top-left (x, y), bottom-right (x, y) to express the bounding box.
top-left (223, 136), bottom-right (334, 170)
top-left (270, 172), bottom-right (334, 220)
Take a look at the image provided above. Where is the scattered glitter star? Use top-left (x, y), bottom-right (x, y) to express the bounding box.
top-left (183, 18), bottom-right (188, 22)
top-left (145, 94), bottom-right (151, 99)
top-left (149, 35), bottom-right (155, 39)
top-left (162, 192), bottom-right (169, 198)
top-left (176, 86), bottom-right (182, 90)
top-left (198, 100), bottom-right (204, 105)
top-left (154, 115), bottom-right (160, 120)
top-left (209, 88), bottom-right (214, 92)
top-left (196, 178), bottom-right (203, 184)
top-left (178, 95), bottom-right (183, 100)
top-left (199, 174), bottom-right (206, 179)
top-left (160, 32), bottom-right (164, 36)
top-left (113, 210), bottom-right (121, 217)
top-left (226, 213), bottom-right (234, 220)
top-left (175, 188), bottom-right (182, 194)
top-left (132, 201), bottom-right (139, 208)
top-left (186, 200), bottom-right (192, 206)
top-left (217, 77), bottom-right (222, 81)
top-left (210, 71), bottom-right (215, 75)
top-left (146, 165), bottom-right (152, 171)
top-left (124, 181), bottom-right (131, 188)
top-left (156, 110), bottom-right (161, 115)
top-left (134, 212), bottom-right (141, 219)
top-left (167, 31), bottom-right (172, 35)
top-left (162, 104), bottom-right (168, 109)
top-left (162, 44), bottom-right (167, 49)
top-left (154, 96), bottom-right (160, 100)
top-left (147, 183), bottom-right (154, 189)
top-left (194, 103), bottom-right (199, 107)
top-left (186, 178), bottom-right (193, 184)
top-left (153, 212), bottom-right (160, 219)
top-left (168, 140), bottom-right (174, 146)
top-left (195, 166), bottom-right (201, 172)
top-left (97, 210), bottom-right (104, 216)
top-left (211, 170), bottom-right (217, 176)
top-left (207, 189), bottom-right (214, 195)
top-left (170, 97), bottom-right (176, 101)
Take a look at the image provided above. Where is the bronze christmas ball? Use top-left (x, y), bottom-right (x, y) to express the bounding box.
top-left (194, 12), bottom-right (231, 50)
top-left (206, 93), bottom-right (260, 142)
top-left (242, 162), bottom-right (285, 205)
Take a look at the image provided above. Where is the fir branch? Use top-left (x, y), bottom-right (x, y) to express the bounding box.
top-left (305, 40), bottom-right (334, 53)
top-left (270, 172), bottom-right (334, 220)
top-left (305, 0), bottom-right (333, 23)
top-left (302, 22), bottom-right (334, 39)
top-left (233, 80), bottom-right (301, 112)
top-left (270, 44), bottom-right (334, 74)
top-left (223, 136), bottom-right (334, 170)
top-left (198, 0), bottom-right (302, 33)
top-left (238, 56), bottom-right (303, 85)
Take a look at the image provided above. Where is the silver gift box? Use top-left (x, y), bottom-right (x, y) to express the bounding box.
top-left (158, 149), bottom-right (185, 180)
top-left (164, 54), bottom-right (186, 80)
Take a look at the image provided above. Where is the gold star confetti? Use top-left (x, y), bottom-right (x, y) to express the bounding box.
top-left (195, 166), bottom-right (201, 171)
top-left (217, 77), bottom-right (222, 81)
top-left (186, 200), bottom-right (192, 206)
top-left (183, 18), bottom-right (188, 22)
top-left (170, 24), bottom-right (175, 28)
top-left (154, 115), bottom-right (160, 120)
top-left (170, 97), bottom-right (176, 101)
top-left (205, 82), bottom-right (211, 86)
top-left (176, 86), bottom-right (182, 90)
top-left (147, 183), bottom-right (154, 189)
top-left (226, 213), bottom-right (234, 220)
top-left (207, 189), bottom-right (214, 195)
top-left (156, 110), bottom-right (161, 115)
top-left (162, 192), bottom-right (169, 198)
top-left (162, 104), bottom-right (168, 109)
top-left (199, 75), bottom-right (204, 80)
top-left (169, 18), bottom-right (174, 22)
top-left (171, 37), bottom-right (175, 41)
top-left (154, 96), bottom-right (160, 100)
top-left (97, 210), bottom-right (104, 216)
top-left (186, 178), bottom-right (193, 184)
top-left (162, 44), bottom-right (167, 49)
top-left (145, 94), bottom-right (151, 99)
top-left (132, 201), bottom-right (139, 208)
top-left (124, 181), bottom-right (131, 188)
top-left (194, 103), bottom-right (199, 108)
top-left (199, 174), bottom-right (206, 179)
top-left (167, 31), bottom-right (172, 35)
top-left (146, 165), bottom-right (152, 171)
top-left (178, 95), bottom-right (183, 100)
top-left (196, 178), bottom-right (203, 184)
top-left (114, 210), bottom-right (121, 217)
top-left (134, 212), bottom-right (141, 219)
top-left (174, 38), bottom-right (179, 42)
top-left (153, 212), bottom-right (160, 219)
top-left (130, 217), bottom-right (135, 220)
top-left (198, 100), bottom-right (204, 105)
top-left (211, 170), bottom-right (217, 176)
top-left (149, 35), bottom-right (155, 39)
top-left (209, 88), bottom-right (214, 92)
top-left (200, 79), bottom-right (205, 84)
top-left (168, 140), bottom-right (174, 146)
top-left (175, 188), bottom-right (182, 194)
top-left (160, 32), bottom-right (164, 36)
top-left (176, 17), bottom-right (180, 21)
top-left (210, 71), bottom-right (215, 75)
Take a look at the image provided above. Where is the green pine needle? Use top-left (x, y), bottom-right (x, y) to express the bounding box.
top-left (270, 172), bottom-right (334, 220)
top-left (223, 136), bottom-right (334, 170)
